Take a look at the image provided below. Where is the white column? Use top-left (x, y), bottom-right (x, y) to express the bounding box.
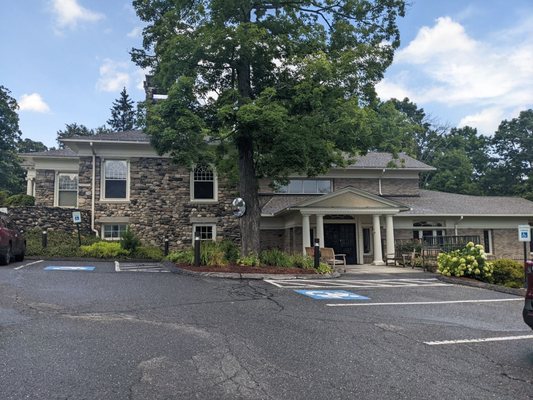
top-left (372, 214), bottom-right (384, 265)
top-left (316, 214), bottom-right (324, 248)
top-left (26, 169), bottom-right (36, 196)
top-left (385, 215), bottom-right (395, 261)
top-left (26, 178), bottom-right (33, 196)
top-left (302, 214), bottom-right (311, 254)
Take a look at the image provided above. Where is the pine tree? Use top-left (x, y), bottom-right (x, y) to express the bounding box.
top-left (107, 87), bottom-right (136, 132)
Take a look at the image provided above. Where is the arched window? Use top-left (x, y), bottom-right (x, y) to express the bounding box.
top-left (192, 164), bottom-right (216, 201)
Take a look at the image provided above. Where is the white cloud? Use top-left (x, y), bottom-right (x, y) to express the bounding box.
top-left (18, 93), bottom-right (50, 113)
top-left (377, 16), bottom-right (533, 134)
top-left (127, 26), bottom-right (142, 38)
top-left (96, 59), bottom-right (130, 92)
top-left (50, 0), bottom-right (104, 30)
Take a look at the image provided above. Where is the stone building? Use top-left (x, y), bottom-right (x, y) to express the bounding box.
top-left (21, 131), bottom-right (533, 263)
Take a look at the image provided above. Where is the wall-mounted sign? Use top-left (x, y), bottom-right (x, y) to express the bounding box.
top-left (518, 225), bottom-right (531, 242)
top-left (72, 211), bottom-right (82, 224)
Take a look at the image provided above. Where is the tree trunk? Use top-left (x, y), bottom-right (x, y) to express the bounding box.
top-left (237, 138), bottom-right (261, 256)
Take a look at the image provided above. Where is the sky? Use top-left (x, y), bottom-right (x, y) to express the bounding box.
top-left (1, 0), bottom-right (533, 148)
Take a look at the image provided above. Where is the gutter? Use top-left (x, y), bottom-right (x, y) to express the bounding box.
top-left (89, 142), bottom-right (99, 237)
top-left (378, 168), bottom-right (386, 195)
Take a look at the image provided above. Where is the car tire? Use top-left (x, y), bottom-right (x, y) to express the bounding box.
top-left (0, 247), bottom-right (11, 266)
top-left (15, 251), bottom-right (24, 262)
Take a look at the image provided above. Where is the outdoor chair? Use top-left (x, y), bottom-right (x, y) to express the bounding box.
top-left (304, 247), bottom-right (347, 273)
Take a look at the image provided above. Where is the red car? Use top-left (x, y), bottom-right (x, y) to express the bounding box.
top-left (0, 213), bottom-right (26, 265)
top-left (524, 262), bottom-right (533, 330)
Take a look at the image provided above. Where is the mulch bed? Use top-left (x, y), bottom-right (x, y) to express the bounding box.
top-left (176, 264), bottom-right (318, 275)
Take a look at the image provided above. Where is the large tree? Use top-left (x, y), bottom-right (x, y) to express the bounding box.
top-left (18, 138), bottom-right (48, 153)
top-left (132, 0), bottom-right (406, 254)
top-left (107, 87), bottom-right (136, 132)
top-left (0, 86), bottom-right (24, 194)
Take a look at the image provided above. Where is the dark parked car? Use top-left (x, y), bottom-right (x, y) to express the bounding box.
top-left (0, 213), bottom-right (25, 265)
top-left (524, 261), bottom-right (533, 330)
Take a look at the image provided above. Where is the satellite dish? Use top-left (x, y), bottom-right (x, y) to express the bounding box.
top-left (232, 197), bottom-right (246, 217)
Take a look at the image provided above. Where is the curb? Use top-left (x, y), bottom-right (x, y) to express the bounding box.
top-left (437, 275), bottom-right (526, 297)
top-left (162, 261), bottom-right (340, 280)
top-left (25, 256), bottom-right (161, 263)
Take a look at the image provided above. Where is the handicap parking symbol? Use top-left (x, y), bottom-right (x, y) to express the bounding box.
top-left (295, 290), bottom-right (369, 300)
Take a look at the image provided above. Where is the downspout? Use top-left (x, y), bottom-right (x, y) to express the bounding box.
top-left (378, 168), bottom-right (386, 195)
top-left (90, 142), bottom-right (99, 237)
top-left (454, 215), bottom-right (464, 236)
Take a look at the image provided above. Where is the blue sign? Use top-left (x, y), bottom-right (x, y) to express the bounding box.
top-left (44, 266), bottom-right (95, 271)
top-left (295, 290), bottom-right (369, 300)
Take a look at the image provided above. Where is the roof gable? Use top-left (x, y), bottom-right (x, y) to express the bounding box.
top-left (296, 187), bottom-right (409, 210)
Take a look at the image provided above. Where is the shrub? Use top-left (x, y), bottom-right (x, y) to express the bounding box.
top-left (5, 194), bottom-right (35, 206)
top-left (316, 262), bottom-right (334, 274)
top-left (25, 228), bottom-right (99, 257)
top-left (218, 240), bottom-right (240, 263)
top-left (167, 249), bottom-right (194, 264)
top-left (237, 254), bottom-right (261, 267)
top-left (81, 242), bottom-right (130, 258)
top-left (259, 249), bottom-right (292, 268)
top-left (289, 254), bottom-right (315, 269)
top-left (133, 246), bottom-right (164, 261)
top-left (200, 241), bottom-right (228, 266)
top-left (120, 227), bottom-right (141, 252)
top-left (0, 190), bottom-right (9, 206)
top-left (491, 259), bottom-right (525, 288)
top-left (437, 242), bottom-right (493, 281)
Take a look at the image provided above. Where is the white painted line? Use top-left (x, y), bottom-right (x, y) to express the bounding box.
top-left (115, 261), bottom-right (121, 272)
top-left (326, 298), bottom-right (523, 307)
top-left (14, 259), bottom-right (43, 270)
top-left (425, 335), bottom-right (533, 346)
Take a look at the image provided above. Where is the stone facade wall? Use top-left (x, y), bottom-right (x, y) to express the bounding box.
top-left (77, 157), bottom-right (240, 250)
top-left (5, 207), bottom-right (92, 235)
top-left (334, 178), bottom-right (419, 196)
top-left (35, 170), bottom-right (55, 207)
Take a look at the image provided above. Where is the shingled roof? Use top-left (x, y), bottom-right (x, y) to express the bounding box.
top-left (346, 152), bottom-right (434, 170)
top-left (19, 148), bottom-right (77, 158)
top-left (388, 190), bottom-right (533, 216)
top-left (61, 130), bottom-right (150, 143)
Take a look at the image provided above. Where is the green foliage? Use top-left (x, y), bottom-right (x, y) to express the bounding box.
top-left (120, 226), bottom-right (141, 252)
top-left (237, 254), bottom-right (261, 267)
top-left (0, 85), bottom-right (24, 194)
top-left (259, 249), bottom-right (292, 268)
top-left (80, 242), bottom-right (130, 258)
top-left (18, 138), bottom-right (48, 153)
top-left (316, 263), bottom-right (334, 275)
top-left (289, 254), bottom-right (315, 270)
top-left (4, 194), bottom-right (35, 206)
top-left (56, 123), bottom-right (94, 148)
top-left (200, 241), bottom-right (228, 266)
top-left (437, 242), bottom-right (493, 280)
top-left (107, 87), bottom-right (137, 132)
top-left (25, 228), bottom-right (100, 257)
top-left (491, 259), bottom-right (525, 288)
top-left (167, 249), bottom-right (194, 264)
top-left (218, 240), bottom-right (240, 263)
top-left (0, 190), bottom-right (9, 206)
top-left (133, 246), bottom-right (164, 261)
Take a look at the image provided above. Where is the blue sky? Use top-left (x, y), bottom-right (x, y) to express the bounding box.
top-left (1, 1), bottom-right (533, 148)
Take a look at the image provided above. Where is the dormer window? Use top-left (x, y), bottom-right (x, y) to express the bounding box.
top-left (191, 164), bottom-right (217, 202)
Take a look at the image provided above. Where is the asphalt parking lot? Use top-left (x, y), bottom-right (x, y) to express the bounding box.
top-left (1, 259), bottom-right (532, 399)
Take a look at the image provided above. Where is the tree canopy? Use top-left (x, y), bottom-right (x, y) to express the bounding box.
top-left (56, 123), bottom-right (112, 148)
top-left (132, 0), bottom-right (406, 254)
top-left (107, 87), bottom-right (137, 132)
top-left (0, 86), bottom-right (24, 194)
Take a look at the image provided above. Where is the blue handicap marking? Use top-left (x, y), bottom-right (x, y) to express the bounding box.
top-left (44, 266), bottom-right (95, 271)
top-left (295, 290), bottom-right (369, 300)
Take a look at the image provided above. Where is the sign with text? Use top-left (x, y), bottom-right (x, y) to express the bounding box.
top-left (72, 211), bottom-right (82, 224)
top-left (518, 225), bottom-right (531, 242)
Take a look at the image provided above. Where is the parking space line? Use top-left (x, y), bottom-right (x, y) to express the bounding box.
top-left (115, 261), bottom-right (121, 272)
top-left (425, 335), bottom-right (533, 346)
top-left (14, 260), bottom-right (43, 270)
top-left (264, 277), bottom-right (451, 289)
top-left (326, 298), bottom-right (523, 307)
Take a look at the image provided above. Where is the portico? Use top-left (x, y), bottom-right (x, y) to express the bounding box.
top-left (295, 188), bottom-right (408, 265)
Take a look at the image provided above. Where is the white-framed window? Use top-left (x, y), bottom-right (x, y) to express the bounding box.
top-left (102, 160), bottom-right (129, 201)
top-left (483, 229), bottom-right (493, 254)
top-left (413, 221), bottom-right (445, 241)
top-left (191, 164), bottom-right (217, 202)
top-left (102, 224), bottom-right (128, 240)
top-left (276, 179), bottom-right (332, 194)
top-left (363, 227), bottom-right (372, 255)
top-left (56, 173), bottom-right (78, 207)
top-left (193, 224), bottom-right (216, 244)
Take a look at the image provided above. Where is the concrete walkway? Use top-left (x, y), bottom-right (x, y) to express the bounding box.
top-left (344, 264), bottom-right (430, 275)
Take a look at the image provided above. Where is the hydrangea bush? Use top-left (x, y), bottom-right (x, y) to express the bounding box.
top-left (437, 242), bottom-right (493, 280)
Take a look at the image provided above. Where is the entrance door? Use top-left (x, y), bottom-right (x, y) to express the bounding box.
top-left (324, 224), bottom-right (357, 264)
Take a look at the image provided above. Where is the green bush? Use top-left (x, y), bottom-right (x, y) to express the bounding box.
top-left (289, 254), bottom-right (315, 269)
top-left (120, 227), bottom-right (141, 252)
top-left (219, 240), bottom-right (240, 263)
top-left (133, 246), bottom-right (164, 261)
top-left (237, 254), bottom-right (261, 267)
top-left (0, 190), bottom-right (9, 206)
top-left (81, 242), bottom-right (130, 258)
top-left (260, 249), bottom-right (292, 267)
top-left (200, 241), bottom-right (228, 266)
top-left (167, 249), bottom-right (194, 264)
top-left (437, 242), bottom-right (493, 281)
top-left (25, 228), bottom-right (99, 257)
top-left (316, 263), bottom-right (334, 274)
top-left (5, 194), bottom-right (35, 206)
top-left (491, 259), bottom-right (525, 288)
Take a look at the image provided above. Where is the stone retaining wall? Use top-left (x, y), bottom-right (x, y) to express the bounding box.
top-left (4, 207), bottom-right (92, 235)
